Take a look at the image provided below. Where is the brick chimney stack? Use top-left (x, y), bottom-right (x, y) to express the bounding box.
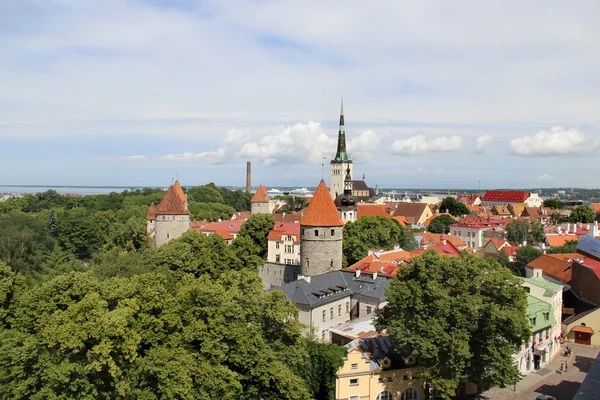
top-left (246, 161), bottom-right (251, 192)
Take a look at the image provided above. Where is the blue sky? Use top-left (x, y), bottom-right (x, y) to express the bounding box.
top-left (1, 0), bottom-right (600, 189)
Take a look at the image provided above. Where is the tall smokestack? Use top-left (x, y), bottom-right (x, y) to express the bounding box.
top-left (246, 161), bottom-right (251, 192)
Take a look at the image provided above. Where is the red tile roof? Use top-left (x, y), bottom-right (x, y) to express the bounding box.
top-left (155, 181), bottom-right (189, 215)
top-left (215, 228), bottom-right (233, 240)
top-left (231, 211), bottom-right (251, 220)
top-left (146, 203), bottom-right (156, 221)
top-left (570, 325), bottom-right (594, 334)
top-left (300, 180), bottom-right (344, 227)
top-left (267, 222), bottom-right (301, 242)
top-left (545, 235), bottom-right (579, 247)
top-left (456, 194), bottom-right (481, 205)
top-left (251, 185), bottom-right (269, 203)
top-left (357, 204), bottom-right (389, 218)
top-left (482, 191), bottom-right (529, 203)
top-left (272, 213), bottom-right (303, 224)
top-left (417, 232), bottom-right (467, 248)
top-left (200, 219), bottom-right (245, 234)
top-left (527, 253), bottom-right (577, 283)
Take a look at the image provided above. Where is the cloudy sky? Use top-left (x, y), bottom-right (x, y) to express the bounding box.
top-left (1, 0), bottom-right (600, 189)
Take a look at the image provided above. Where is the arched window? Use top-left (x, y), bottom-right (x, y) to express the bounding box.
top-left (376, 391), bottom-right (394, 400)
top-left (401, 388), bottom-right (418, 400)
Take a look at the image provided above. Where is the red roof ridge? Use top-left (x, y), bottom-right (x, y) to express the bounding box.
top-left (251, 185), bottom-right (270, 203)
top-left (155, 180), bottom-right (189, 215)
top-left (300, 180), bottom-right (344, 227)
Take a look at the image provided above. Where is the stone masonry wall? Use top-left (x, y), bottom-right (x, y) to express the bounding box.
top-left (300, 226), bottom-right (343, 276)
top-left (251, 202), bottom-right (269, 214)
top-left (258, 262), bottom-right (300, 289)
top-left (154, 214), bottom-right (190, 246)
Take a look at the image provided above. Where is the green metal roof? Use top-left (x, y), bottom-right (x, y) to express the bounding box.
top-left (526, 294), bottom-right (554, 332)
top-left (523, 276), bottom-right (562, 297)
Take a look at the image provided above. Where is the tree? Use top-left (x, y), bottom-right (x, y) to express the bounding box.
top-left (505, 220), bottom-right (530, 246)
top-left (343, 216), bottom-right (417, 266)
top-left (187, 183), bottom-right (224, 204)
top-left (497, 248), bottom-right (511, 269)
top-left (440, 197), bottom-right (470, 217)
top-left (427, 215), bottom-right (456, 234)
top-left (512, 246), bottom-right (542, 276)
top-left (570, 205), bottom-right (595, 223)
top-left (530, 221), bottom-right (545, 244)
top-left (236, 214), bottom-right (275, 258)
top-left (546, 240), bottom-right (578, 254)
top-left (47, 209), bottom-right (59, 238)
top-left (376, 251), bottom-right (530, 399)
top-left (188, 201), bottom-right (235, 222)
top-left (296, 341), bottom-right (346, 400)
top-left (543, 198), bottom-right (564, 210)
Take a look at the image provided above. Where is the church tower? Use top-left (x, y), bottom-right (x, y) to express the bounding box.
top-left (153, 180), bottom-right (190, 246)
top-left (330, 99), bottom-right (353, 199)
top-left (250, 185), bottom-right (270, 214)
top-left (300, 180), bottom-right (344, 277)
top-left (334, 164), bottom-right (357, 223)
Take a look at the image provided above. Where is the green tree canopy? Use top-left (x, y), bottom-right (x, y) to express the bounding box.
top-left (439, 197), bottom-right (470, 217)
top-left (376, 251), bottom-right (530, 399)
top-left (236, 214), bottom-right (275, 258)
top-left (546, 240), bottom-right (578, 254)
top-left (570, 205), bottom-right (595, 223)
top-left (343, 216), bottom-right (418, 266)
top-left (512, 246), bottom-right (542, 276)
top-left (188, 202), bottom-right (235, 222)
top-left (543, 198), bottom-right (564, 210)
top-left (427, 215), bottom-right (457, 234)
top-left (187, 184), bottom-right (224, 204)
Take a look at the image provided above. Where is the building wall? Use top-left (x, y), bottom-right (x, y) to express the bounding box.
top-left (297, 296), bottom-right (353, 341)
top-left (154, 214), bottom-right (190, 246)
top-left (563, 310), bottom-right (600, 346)
top-left (146, 219), bottom-right (155, 235)
top-left (251, 201), bottom-right (270, 215)
top-left (336, 350), bottom-right (424, 400)
top-left (356, 298), bottom-right (383, 319)
top-left (331, 162), bottom-right (353, 199)
top-left (525, 193), bottom-right (543, 208)
top-left (340, 208), bottom-right (357, 224)
top-left (267, 236), bottom-right (300, 265)
top-left (258, 262), bottom-right (300, 289)
top-left (571, 261), bottom-right (600, 306)
top-left (450, 226), bottom-right (491, 248)
top-left (420, 196), bottom-right (440, 205)
top-left (300, 226), bottom-right (344, 276)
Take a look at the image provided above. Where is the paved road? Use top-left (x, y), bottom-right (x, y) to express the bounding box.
top-left (482, 343), bottom-right (599, 400)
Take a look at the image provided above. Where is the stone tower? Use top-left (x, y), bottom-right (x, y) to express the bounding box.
top-left (334, 164), bottom-right (357, 224)
top-left (146, 203), bottom-right (156, 237)
top-left (330, 99), bottom-right (353, 199)
top-left (153, 180), bottom-right (190, 246)
top-left (300, 180), bottom-right (344, 276)
top-left (250, 184), bottom-right (270, 214)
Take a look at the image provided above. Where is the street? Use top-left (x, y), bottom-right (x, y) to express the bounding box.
top-left (482, 343), bottom-right (599, 400)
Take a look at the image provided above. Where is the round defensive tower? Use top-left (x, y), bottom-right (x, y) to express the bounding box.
top-left (300, 180), bottom-right (344, 276)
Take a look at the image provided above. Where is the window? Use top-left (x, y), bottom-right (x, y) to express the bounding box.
top-left (330, 260), bottom-right (334, 269)
top-left (349, 378), bottom-right (359, 386)
top-left (166, 233), bottom-right (169, 239)
top-left (338, 305), bottom-right (342, 316)
top-left (275, 255), bottom-right (280, 263)
top-left (524, 286), bottom-right (530, 293)
top-left (350, 397), bottom-right (359, 400)
top-left (346, 302), bottom-right (349, 313)
top-left (285, 245), bottom-right (294, 253)
top-left (366, 306), bottom-right (372, 315)
top-left (331, 229), bottom-right (335, 236)
top-left (532, 317), bottom-right (536, 326)
top-left (351, 363), bottom-right (358, 369)
top-left (315, 229), bottom-right (319, 237)
top-left (322, 330), bottom-right (326, 340)
top-left (276, 242), bottom-right (280, 249)
top-left (401, 388), bottom-right (418, 400)
top-left (544, 312), bottom-right (549, 321)
top-left (330, 307), bottom-right (334, 319)
top-left (376, 391), bottom-right (394, 400)
top-left (322, 310), bottom-right (326, 322)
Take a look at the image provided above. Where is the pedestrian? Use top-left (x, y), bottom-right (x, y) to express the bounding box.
top-left (565, 361), bottom-right (568, 372)
top-left (560, 361), bottom-right (565, 374)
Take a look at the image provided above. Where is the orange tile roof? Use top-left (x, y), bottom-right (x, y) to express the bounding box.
top-left (592, 203), bottom-right (600, 213)
top-left (545, 235), bottom-right (579, 247)
top-left (417, 232), bottom-right (467, 248)
top-left (527, 253), bottom-right (577, 283)
top-left (272, 213), bottom-right (303, 224)
top-left (483, 238), bottom-right (510, 250)
top-left (200, 219), bottom-right (245, 234)
top-left (155, 180), bottom-right (189, 215)
top-left (146, 203), bottom-right (156, 220)
top-left (357, 204), bottom-right (389, 218)
top-left (267, 223), bottom-right (301, 242)
top-left (300, 180), bottom-right (344, 227)
top-left (251, 185), bottom-right (269, 203)
top-left (422, 213), bottom-right (454, 227)
top-left (570, 326), bottom-right (594, 334)
top-left (391, 216), bottom-right (408, 227)
top-left (215, 228), bottom-right (233, 240)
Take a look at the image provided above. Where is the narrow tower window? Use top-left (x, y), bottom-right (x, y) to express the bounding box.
top-left (315, 229), bottom-right (319, 237)
top-left (331, 229), bottom-right (335, 236)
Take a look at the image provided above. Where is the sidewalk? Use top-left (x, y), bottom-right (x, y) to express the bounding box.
top-left (483, 344), bottom-right (572, 397)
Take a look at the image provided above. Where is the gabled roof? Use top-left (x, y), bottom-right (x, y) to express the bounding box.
top-left (155, 181), bottom-right (189, 215)
top-left (546, 235), bottom-right (579, 247)
top-left (267, 223), bottom-right (301, 242)
top-left (300, 180), bottom-right (344, 227)
top-left (214, 228), bottom-right (233, 240)
top-left (456, 194), bottom-right (480, 204)
top-left (482, 191), bottom-right (529, 202)
top-left (273, 213), bottom-right (303, 224)
top-left (357, 204), bottom-right (389, 218)
top-left (200, 219), bottom-right (245, 234)
top-left (416, 232), bottom-right (467, 248)
top-left (527, 253), bottom-right (577, 283)
top-left (483, 238), bottom-right (510, 251)
top-left (231, 211), bottom-right (251, 220)
top-left (390, 202), bottom-right (429, 220)
top-left (563, 307), bottom-right (600, 325)
top-left (251, 185), bottom-right (269, 203)
top-left (146, 203), bottom-right (156, 220)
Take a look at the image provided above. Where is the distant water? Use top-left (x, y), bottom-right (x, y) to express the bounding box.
top-left (0, 185), bottom-right (146, 196)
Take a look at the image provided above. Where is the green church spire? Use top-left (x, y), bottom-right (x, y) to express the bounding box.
top-left (333, 97), bottom-right (350, 163)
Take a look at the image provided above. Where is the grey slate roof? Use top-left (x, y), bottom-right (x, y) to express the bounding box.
top-left (279, 270), bottom-right (389, 308)
top-left (346, 336), bottom-right (412, 372)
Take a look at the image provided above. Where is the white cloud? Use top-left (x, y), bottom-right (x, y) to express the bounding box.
top-left (475, 135), bottom-right (493, 153)
top-left (390, 135), bottom-right (463, 155)
top-left (160, 148), bottom-right (226, 164)
top-left (127, 155), bottom-right (146, 161)
top-left (347, 129), bottom-right (387, 160)
top-left (536, 174), bottom-right (552, 180)
top-left (509, 127), bottom-right (600, 156)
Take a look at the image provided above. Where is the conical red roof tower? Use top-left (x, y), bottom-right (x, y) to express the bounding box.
top-left (155, 180), bottom-right (189, 215)
top-left (146, 203), bottom-right (156, 220)
top-left (251, 185), bottom-right (269, 203)
top-left (300, 180), bottom-right (343, 227)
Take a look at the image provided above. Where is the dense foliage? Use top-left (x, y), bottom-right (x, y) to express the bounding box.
top-left (439, 197), bottom-right (470, 217)
top-left (505, 220), bottom-right (545, 246)
top-left (512, 246), bottom-right (543, 276)
top-left (542, 198), bottom-right (564, 209)
top-left (343, 216), bottom-right (418, 266)
top-left (427, 215), bottom-right (456, 234)
top-left (376, 251), bottom-right (530, 399)
top-left (570, 205), bottom-right (595, 223)
top-left (546, 240), bottom-right (578, 254)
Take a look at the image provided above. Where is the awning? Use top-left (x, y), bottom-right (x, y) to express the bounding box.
top-left (571, 326), bottom-right (594, 335)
